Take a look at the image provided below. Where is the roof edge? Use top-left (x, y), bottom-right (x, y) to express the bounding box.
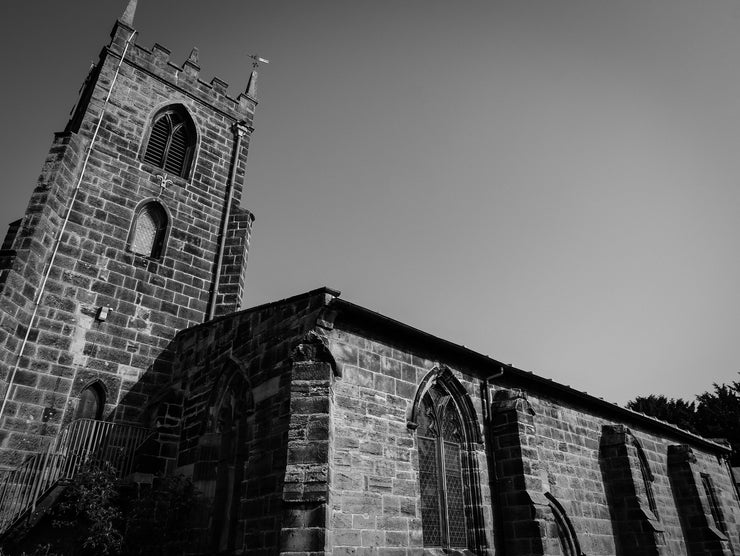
top-left (329, 297), bottom-right (730, 455)
top-left (182, 286), bottom-right (341, 334)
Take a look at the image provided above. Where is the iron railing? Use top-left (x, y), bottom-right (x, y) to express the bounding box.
top-left (0, 418), bottom-right (151, 533)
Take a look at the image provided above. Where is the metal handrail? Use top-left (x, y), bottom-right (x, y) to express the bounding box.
top-left (0, 418), bottom-right (151, 533)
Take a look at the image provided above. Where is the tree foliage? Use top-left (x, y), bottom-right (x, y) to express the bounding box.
top-left (695, 381), bottom-right (740, 465)
top-left (53, 464), bottom-right (122, 556)
top-left (121, 474), bottom-right (198, 555)
top-left (626, 378), bottom-right (740, 465)
top-left (626, 394), bottom-right (697, 432)
top-left (9, 466), bottom-right (199, 556)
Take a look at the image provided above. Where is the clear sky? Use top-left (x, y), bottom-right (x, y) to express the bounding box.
top-left (1, 1), bottom-right (740, 405)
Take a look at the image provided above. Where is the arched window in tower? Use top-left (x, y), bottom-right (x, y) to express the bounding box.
top-left (129, 201), bottom-right (168, 259)
top-left (416, 384), bottom-right (469, 550)
top-left (74, 383), bottom-right (104, 421)
top-left (143, 106), bottom-right (196, 177)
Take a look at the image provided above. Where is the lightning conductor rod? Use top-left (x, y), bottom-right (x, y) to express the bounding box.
top-left (0, 29), bottom-right (138, 426)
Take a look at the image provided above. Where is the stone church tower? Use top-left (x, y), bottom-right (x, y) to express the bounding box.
top-left (0, 1), bottom-right (256, 469)
top-left (2, 3), bottom-right (740, 555)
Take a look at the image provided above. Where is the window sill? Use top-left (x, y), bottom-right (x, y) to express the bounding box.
top-left (638, 503), bottom-right (664, 532)
top-left (706, 525), bottom-right (728, 542)
top-left (423, 548), bottom-right (476, 556)
top-left (131, 253), bottom-right (162, 273)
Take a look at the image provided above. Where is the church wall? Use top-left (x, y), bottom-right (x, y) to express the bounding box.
top-left (326, 327), bottom-right (495, 556)
top-left (521, 392), bottom-right (740, 555)
top-left (322, 322), bottom-right (740, 556)
top-left (522, 393), bottom-right (670, 555)
top-left (141, 290), bottom-right (331, 554)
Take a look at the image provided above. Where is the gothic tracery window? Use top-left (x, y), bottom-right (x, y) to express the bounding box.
top-left (143, 106), bottom-right (196, 178)
top-left (416, 384), bottom-right (469, 550)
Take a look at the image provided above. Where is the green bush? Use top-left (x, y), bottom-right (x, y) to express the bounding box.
top-left (7, 465), bottom-right (200, 556)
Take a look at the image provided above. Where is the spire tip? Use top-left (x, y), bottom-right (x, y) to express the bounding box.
top-left (121, 0), bottom-right (137, 26)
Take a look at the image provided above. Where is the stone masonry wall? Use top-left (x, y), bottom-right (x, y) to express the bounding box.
top-left (324, 326), bottom-right (496, 556)
top-left (668, 444), bottom-right (734, 555)
top-left (0, 132), bottom-right (88, 467)
top-left (136, 289), bottom-right (335, 555)
top-left (321, 314), bottom-right (740, 556)
top-left (521, 392), bottom-right (740, 556)
top-left (215, 205), bottom-right (254, 318)
top-left (0, 19), bottom-right (256, 468)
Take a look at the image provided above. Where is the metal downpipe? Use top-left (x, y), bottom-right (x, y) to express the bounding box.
top-left (207, 122), bottom-right (247, 321)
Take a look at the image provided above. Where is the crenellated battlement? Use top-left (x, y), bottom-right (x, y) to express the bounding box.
top-left (108, 20), bottom-right (257, 123)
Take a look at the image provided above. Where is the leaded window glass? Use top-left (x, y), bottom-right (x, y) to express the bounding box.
top-left (74, 384), bottom-right (104, 420)
top-left (130, 202), bottom-right (167, 258)
top-left (417, 386), bottom-right (469, 549)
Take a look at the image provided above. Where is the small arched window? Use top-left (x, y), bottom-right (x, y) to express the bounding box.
top-left (129, 202), bottom-right (168, 259)
top-left (74, 384), bottom-right (104, 421)
top-left (417, 384), bottom-right (469, 550)
top-left (143, 107), bottom-right (196, 178)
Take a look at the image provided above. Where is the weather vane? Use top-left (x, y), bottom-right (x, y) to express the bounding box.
top-left (248, 54), bottom-right (270, 69)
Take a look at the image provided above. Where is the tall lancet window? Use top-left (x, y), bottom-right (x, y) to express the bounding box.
top-left (417, 384), bottom-right (468, 549)
top-left (636, 442), bottom-right (659, 519)
top-left (143, 106), bottom-right (196, 178)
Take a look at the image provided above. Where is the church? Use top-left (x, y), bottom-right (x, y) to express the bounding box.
top-left (0, 3), bottom-right (738, 555)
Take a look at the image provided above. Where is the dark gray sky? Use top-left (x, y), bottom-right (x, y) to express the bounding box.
top-left (2, 1), bottom-right (740, 404)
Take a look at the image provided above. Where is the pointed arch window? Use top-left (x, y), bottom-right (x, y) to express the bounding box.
top-left (701, 473), bottom-right (727, 535)
top-left (129, 202), bottom-right (168, 259)
top-left (635, 441), bottom-right (659, 519)
top-left (74, 383), bottom-right (104, 421)
top-left (143, 107), bottom-right (196, 178)
top-left (416, 384), bottom-right (469, 550)
top-left (197, 366), bottom-right (252, 554)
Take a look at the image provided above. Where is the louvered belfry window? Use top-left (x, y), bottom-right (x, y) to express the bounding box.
top-left (130, 202), bottom-right (167, 259)
top-left (417, 385), bottom-right (469, 550)
top-left (143, 108), bottom-right (195, 178)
